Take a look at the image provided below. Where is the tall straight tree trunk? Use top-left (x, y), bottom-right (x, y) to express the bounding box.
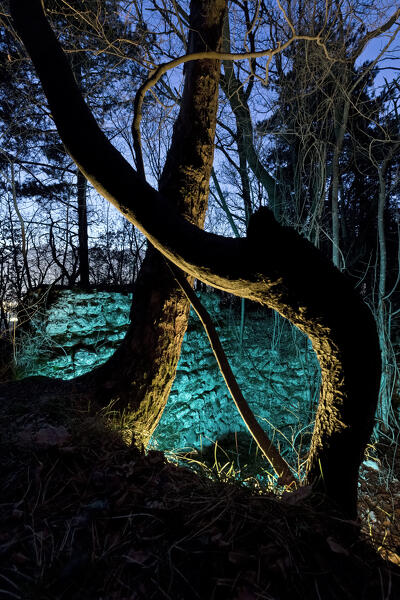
top-left (220, 60), bottom-right (280, 216)
top-left (220, 12), bottom-right (281, 219)
top-left (70, 57), bottom-right (90, 287)
top-left (375, 147), bottom-right (399, 427)
top-left (331, 146), bottom-right (341, 268)
top-left (331, 99), bottom-right (350, 269)
top-left (77, 169), bottom-right (89, 287)
top-left (10, 162), bottom-right (32, 291)
top-left (310, 143), bottom-right (327, 248)
top-left (75, 0), bottom-right (226, 446)
top-left (376, 168), bottom-right (390, 426)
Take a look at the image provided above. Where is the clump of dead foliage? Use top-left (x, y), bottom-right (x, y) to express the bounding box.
top-left (0, 380), bottom-right (400, 600)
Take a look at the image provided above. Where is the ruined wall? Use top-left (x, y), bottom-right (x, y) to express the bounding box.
top-left (17, 289), bottom-right (320, 455)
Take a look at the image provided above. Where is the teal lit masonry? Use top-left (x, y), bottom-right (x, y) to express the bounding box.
top-left (17, 289), bottom-right (320, 460)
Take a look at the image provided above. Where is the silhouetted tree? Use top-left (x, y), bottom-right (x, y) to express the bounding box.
top-left (9, 0), bottom-right (391, 519)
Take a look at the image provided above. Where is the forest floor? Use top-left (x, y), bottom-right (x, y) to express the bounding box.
top-left (1, 379), bottom-right (400, 600)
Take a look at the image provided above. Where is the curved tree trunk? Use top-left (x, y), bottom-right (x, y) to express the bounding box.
top-left (170, 262), bottom-right (296, 486)
top-left (11, 0), bottom-right (381, 518)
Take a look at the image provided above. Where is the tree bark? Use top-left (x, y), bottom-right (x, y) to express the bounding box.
top-left (219, 14), bottom-right (280, 218)
top-left (71, 0), bottom-right (225, 446)
top-left (70, 57), bottom-right (90, 287)
top-left (10, 162), bottom-right (33, 291)
top-left (331, 98), bottom-right (350, 269)
top-left (375, 145), bottom-right (399, 427)
top-left (219, 71), bottom-right (280, 218)
top-left (77, 169), bottom-right (89, 287)
top-left (11, 0), bottom-right (381, 518)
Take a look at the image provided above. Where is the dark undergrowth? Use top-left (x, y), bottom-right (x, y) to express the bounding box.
top-left (1, 379), bottom-right (400, 600)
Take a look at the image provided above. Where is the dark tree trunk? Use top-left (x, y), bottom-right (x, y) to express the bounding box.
top-left (70, 56), bottom-right (90, 287)
top-left (70, 0), bottom-right (226, 446)
top-left (77, 169), bottom-right (89, 287)
top-left (11, 0), bottom-right (381, 518)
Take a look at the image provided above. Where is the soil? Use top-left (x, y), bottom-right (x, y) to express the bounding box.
top-left (1, 377), bottom-right (400, 600)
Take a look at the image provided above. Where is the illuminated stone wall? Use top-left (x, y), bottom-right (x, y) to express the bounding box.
top-left (17, 289), bottom-right (320, 454)
top-left (17, 290), bottom-right (131, 380)
top-left (152, 293), bottom-right (320, 455)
